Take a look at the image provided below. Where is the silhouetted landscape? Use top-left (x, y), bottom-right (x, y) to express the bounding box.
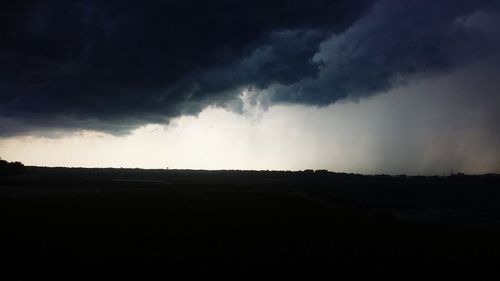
top-left (1, 161), bottom-right (500, 280)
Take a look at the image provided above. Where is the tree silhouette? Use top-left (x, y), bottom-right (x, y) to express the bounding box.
top-left (0, 157), bottom-right (26, 176)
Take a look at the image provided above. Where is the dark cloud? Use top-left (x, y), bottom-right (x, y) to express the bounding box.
top-left (270, 0), bottom-right (500, 104)
top-left (0, 0), bottom-right (499, 136)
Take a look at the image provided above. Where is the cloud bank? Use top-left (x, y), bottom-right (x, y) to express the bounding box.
top-left (0, 0), bottom-right (499, 136)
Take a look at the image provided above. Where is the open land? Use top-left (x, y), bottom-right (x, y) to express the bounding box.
top-left (1, 167), bottom-right (500, 280)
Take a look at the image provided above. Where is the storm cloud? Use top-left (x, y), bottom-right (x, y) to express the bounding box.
top-left (1, 0), bottom-right (499, 136)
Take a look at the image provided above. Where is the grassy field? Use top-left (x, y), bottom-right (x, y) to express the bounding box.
top-left (1, 168), bottom-right (500, 280)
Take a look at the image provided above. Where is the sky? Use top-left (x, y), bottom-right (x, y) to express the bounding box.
top-left (1, 0), bottom-right (499, 174)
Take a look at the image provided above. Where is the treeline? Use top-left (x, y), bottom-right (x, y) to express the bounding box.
top-left (0, 159), bottom-right (27, 177)
top-left (26, 166), bottom-right (500, 183)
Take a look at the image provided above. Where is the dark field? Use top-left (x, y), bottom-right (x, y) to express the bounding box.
top-left (1, 168), bottom-right (500, 280)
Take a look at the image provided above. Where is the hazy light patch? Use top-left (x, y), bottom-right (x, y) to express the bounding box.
top-left (1, 62), bottom-right (499, 174)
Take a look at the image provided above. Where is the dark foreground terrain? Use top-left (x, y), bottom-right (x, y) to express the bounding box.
top-left (1, 167), bottom-right (500, 280)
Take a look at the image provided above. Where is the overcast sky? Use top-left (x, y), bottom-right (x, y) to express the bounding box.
top-left (1, 0), bottom-right (499, 174)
